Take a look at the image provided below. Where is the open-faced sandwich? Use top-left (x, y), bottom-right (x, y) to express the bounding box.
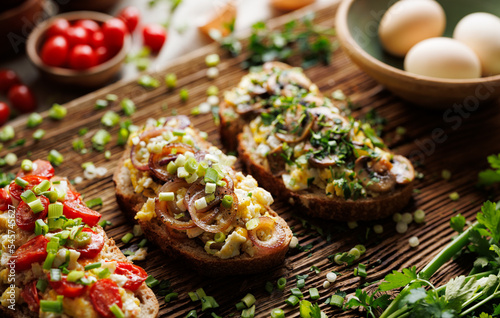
top-left (0, 160), bottom-right (158, 318)
top-left (219, 62), bottom-right (415, 221)
top-left (113, 116), bottom-right (293, 276)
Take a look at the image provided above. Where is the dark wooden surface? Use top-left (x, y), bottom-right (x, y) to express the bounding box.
top-left (2, 2), bottom-right (500, 317)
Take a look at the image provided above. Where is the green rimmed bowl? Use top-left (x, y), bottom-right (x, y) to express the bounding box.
top-left (336, 0), bottom-right (500, 108)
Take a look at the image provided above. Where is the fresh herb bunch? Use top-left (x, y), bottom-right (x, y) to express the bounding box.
top-left (344, 200), bottom-right (500, 318)
top-left (215, 13), bottom-right (338, 69)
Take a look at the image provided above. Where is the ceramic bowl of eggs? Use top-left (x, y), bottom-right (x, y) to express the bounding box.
top-left (336, 0), bottom-right (500, 108)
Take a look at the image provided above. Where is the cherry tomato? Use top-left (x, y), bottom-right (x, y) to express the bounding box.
top-left (11, 235), bottom-right (48, 271)
top-left (0, 188), bottom-right (12, 211)
top-left (90, 279), bottom-right (122, 318)
top-left (74, 19), bottom-right (100, 36)
top-left (65, 26), bottom-right (89, 47)
top-left (63, 195), bottom-right (101, 226)
top-left (0, 69), bottom-right (21, 93)
top-left (142, 24), bottom-right (167, 52)
top-left (49, 275), bottom-right (87, 298)
top-left (65, 189), bottom-right (81, 201)
top-left (115, 262), bottom-right (148, 291)
top-left (102, 18), bottom-right (127, 48)
top-left (68, 227), bottom-right (104, 259)
top-left (91, 31), bottom-right (105, 48)
top-left (46, 18), bottom-right (70, 38)
top-left (8, 84), bottom-right (37, 113)
top-left (9, 175), bottom-right (48, 201)
top-left (0, 102), bottom-right (10, 126)
top-left (69, 44), bottom-right (98, 70)
top-left (41, 36), bottom-right (69, 67)
top-left (118, 6), bottom-right (140, 33)
top-left (95, 46), bottom-right (110, 64)
top-left (16, 195), bottom-right (49, 231)
top-left (17, 159), bottom-right (55, 179)
top-left (21, 281), bottom-right (40, 312)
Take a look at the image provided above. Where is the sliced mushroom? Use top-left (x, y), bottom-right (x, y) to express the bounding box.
top-left (275, 109), bottom-right (314, 143)
top-left (390, 155), bottom-right (415, 184)
top-left (309, 107), bottom-right (349, 133)
top-left (308, 154), bottom-right (339, 168)
top-left (266, 145), bottom-right (288, 176)
top-left (236, 101), bottom-right (264, 118)
top-left (279, 70), bottom-right (313, 90)
top-left (354, 156), bottom-right (396, 193)
top-left (302, 94), bottom-right (325, 107)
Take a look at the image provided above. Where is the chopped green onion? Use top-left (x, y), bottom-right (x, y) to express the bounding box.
top-left (72, 138), bottom-right (86, 153)
top-left (35, 219), bottom-right (49, 236)
top-left (297, 278), bottom-right (305, 289)
top-left (92, 129), bottom-right (111, 151)
top-left (109, 303), bottom-right (125, 318)
top-left (165, 73), bottom-right (177, 89)
top-left (299, 300), bottom-right (313, 317)
top-left (98, 220), bottom-right (112, 228)
top-left (235, 302), bottom-right (246, 311)
top-left (441, 169), bottom-right (451, 180)
top-left (221, 194), bottom-right (233, 208)
top-left (49, 104), bottom-right (67, 120)
top-left (354, 263), bottom-right (367, 278)
top-left (185, 310), bottom-right (197, 318)
top-left (50, 268), bottom-right (61, 281)
top-left (138, 238), bottom-right (148, 248)
top-left (309, 288), bottom-right (320, 300)
top-left (290, 288), bottom-right (303, 298)
top-left (104, 150), bottom-right (111, 160)
top-left (179, 88), bottom-right (189, 102)
top-left (329, 294), bottom-right (344, 307)
top-left (84, 262), bottom-right (101, 271)
top-left (165, 292), bottom-right (179, 302)
top-left (206, 85), bottom-right (219, 96)
top-left (97, 268), bottom-right (111, 279)
top-left (33, 179), bottom-right (50, 195)
top-left (0, 125), bottom-right (15, 141)
top-left (270, 308), bottom-right (285, 318)
top-left (29, 199), bottom-right (44, 213)
top-left (43, 252), bottom-right (56, 270)
top-left (205, 54), bottom-right (220, 67)
top-left (48, 203), bottom-right (63, 219)
top-left (138, 75), bottom-right (160, 88)
top-left (196, 288), bottom-right (206, 298)
top-left (78, 128), bottom-right (88, 136)
top-left (33, 129), bottom-right (46, 141)
top-left (40, 297), bottom-right (63, 313)
top-left (48, 149), bottom-right (64, 166)
top-left (106, 94), bottom-right (118, 102)
top-left (354, 244), bottom-right (367, 255)
top-left (36, 279), bottom-right (48, 292)
top-left (117, 127), bottom-right (129, 146)
top-left (121, 232), bottom-right (134, 244)
top-left (184, 157), bottom-right (198, 174)
top-left (15, 177), bottom-right (28, 188)
top-left (414, 209), bottom-right (426, 224)
top-left (265, 281), bottom-right (274, 294)
top-left (241, 293), bottom-right (256, 307)
top-left (21, 159), bottom-right (33, 171)
top-left (188, 291), bottom-right (199, 302)
top-left (449, 192), bottom-right (460, 201)
top-left (121, 98), bottom-right (136, 116)
top-left (85, 198), bottom-right (103, 208)
top-left (214, 232), bottom-right (226, 243)
top-left (285, 295), bottom-right (299, 306)
top-left (4, 153), bottom-right (17, 166)
top-left (67, 270), bottom-right (84, 282)
top-left (101, 111), bottom-right (120, 127)
top-left (277, 277), bottom-right (287, 291)
top-left (145, 275), bottom-right (159, 288)
top-left (95, 99), bottom-right (108, 109)
top-left (27, 113), bottom-right (43, 128)
top-left (201, 296), bottom-right (213, 311)
top-left (241, 305), bottom-right (255, 318)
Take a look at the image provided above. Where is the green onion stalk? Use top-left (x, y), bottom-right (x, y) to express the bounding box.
top-left (379, 222), bottom-right (483, 318)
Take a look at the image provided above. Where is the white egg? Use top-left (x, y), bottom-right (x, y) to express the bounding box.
top-left (404, 37), bottom-right (481, 79)
top-left (453, 12), bottom-right (500, 76)
top-left (378, 0), bottom-right (446, 57)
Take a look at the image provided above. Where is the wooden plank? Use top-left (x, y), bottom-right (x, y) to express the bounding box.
top-left (2, 1), bottom-right (500, 317)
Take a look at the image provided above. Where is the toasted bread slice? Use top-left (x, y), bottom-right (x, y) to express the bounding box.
top-left (0, 161), bottom-right (159, 318)
top-left (220, 62), bottom-right (415, 221)
top-left (113, 116), bottom-right (293, 276)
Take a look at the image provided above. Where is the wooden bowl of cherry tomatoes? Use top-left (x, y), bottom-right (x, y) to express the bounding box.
top-left (26, 11), bottom-right (133, 88)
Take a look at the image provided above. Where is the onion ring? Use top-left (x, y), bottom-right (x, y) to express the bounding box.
top-left (130, 128), bottom-right (169, 171)
top-left (155, 179), bottom-right (197, 230)
top-left (248, 216), bottom-right (287, 253)
top-left (148, 143), bottom-right (196, 181)
top-left (163, 115), bottom-right (191, 129)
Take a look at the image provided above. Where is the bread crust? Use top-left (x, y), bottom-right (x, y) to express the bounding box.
top-left (113, 131), bottom-right (292, 277)
top-left (236, 118), bottom-right (413, 222)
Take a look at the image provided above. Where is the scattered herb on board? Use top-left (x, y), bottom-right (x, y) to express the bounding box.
top-left (214, 13), bottom-right (338, 69)
top-left (478, 153), bottom-right (500, 186)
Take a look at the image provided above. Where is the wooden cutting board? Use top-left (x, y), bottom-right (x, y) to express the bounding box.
top-left (3, 1), bottom-right (500, 317)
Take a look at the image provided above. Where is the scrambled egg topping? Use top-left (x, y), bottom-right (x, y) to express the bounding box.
top-left (128, 120), bottom-right (276, 260)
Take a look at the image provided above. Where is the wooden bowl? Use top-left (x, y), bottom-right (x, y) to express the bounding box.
top-left (0, 0), bottom-right (46, 57)
top-left (57, 0), bottom-right (121, 13)
top-left (26, 11), bottom-right (131, 88)
top-left (336, 0), bottom-right (500, 108)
